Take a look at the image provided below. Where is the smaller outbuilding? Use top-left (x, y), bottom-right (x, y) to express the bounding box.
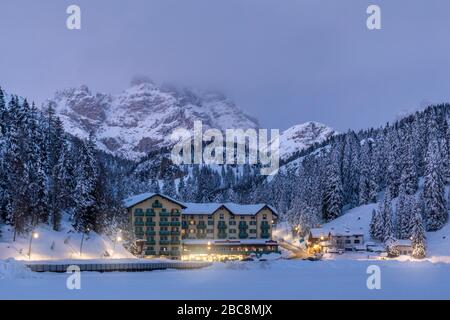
top-left (328, 228), bottom-right (365, 252)
top-left (394, 239), bottom-right (413, 256)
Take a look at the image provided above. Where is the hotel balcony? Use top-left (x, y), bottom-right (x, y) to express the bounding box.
top-left (171, 210), bottom-right (181, 217)
top-left (145, 209), bottom-right (155, 217)
top-left (159, 209), bottom-right (170, 217)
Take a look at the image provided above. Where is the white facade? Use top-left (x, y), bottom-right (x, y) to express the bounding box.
top-left (329, 230), bottom-right (364, 251)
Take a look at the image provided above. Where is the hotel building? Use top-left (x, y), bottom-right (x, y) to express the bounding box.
top-left (124, 193), bottom-right (279, 260)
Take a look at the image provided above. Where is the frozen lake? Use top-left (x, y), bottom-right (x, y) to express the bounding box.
top-left (1, 259), bottom-right (450, 300)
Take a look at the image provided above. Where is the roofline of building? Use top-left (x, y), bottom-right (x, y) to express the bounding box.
top-left (187, 203), bottom-right (279, 217)
top-left (125, 193), bottom-right (278, 217)
top-left (124, 193), bottom-right (187, 209)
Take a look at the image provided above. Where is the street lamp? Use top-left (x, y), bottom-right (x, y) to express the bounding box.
top-left (113, 235), bottom-right (123, 254)
top-left (28, 231), bottom-right (39, 260)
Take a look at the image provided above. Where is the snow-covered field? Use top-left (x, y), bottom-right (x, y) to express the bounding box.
top-left (1, 259), bottom-right (450, 300)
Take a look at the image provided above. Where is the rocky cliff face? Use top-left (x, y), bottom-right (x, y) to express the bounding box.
top-left (48, 80), bottom-right (259, 160)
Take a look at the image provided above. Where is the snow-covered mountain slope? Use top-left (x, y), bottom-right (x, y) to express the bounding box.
top-left (0, 216), bottom-right (132, 261)
top-left (47, 80), bottom-right (259, 160)
top-left (275, 122), bottom-right (335, 161)
top-left (319, 186), bottom-right (450, 261)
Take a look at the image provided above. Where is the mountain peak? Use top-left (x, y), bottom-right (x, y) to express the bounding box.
top-left (47, 83), bottom-right (259, 160)
top-left (278, 121), bottom-right (335, 161)
top-left (129, 75), bottom-right (155, 87)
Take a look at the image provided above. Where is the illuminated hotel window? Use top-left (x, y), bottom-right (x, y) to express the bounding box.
top-left (189, 229), bottom-right (195, 234)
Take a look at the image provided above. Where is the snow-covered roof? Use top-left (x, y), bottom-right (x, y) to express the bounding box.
top-left (396, 239), bottom-right (412, 247)
top-left (183, 202), bottom-right (278, 217)
top-left (183, 203), bottom-right (222, 215)
top-left (328, 227), bottom-right (364, 237)
top-left (124, 193), bottom-right (277, 216)
top-left (123, 192), bottom-right (186, 209)
top-left (309, 228), bottom-right (328, 239)
top-left (183, 239), bottom-right (278, 246)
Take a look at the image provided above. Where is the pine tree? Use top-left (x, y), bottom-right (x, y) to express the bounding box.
top-left (322, 148), bottom-right (343, 221)
top-left (385, 236), bottom-right (400, 257)
top-left (162, 178), bottom-right (177, 198)
top-left (72, 135), bottom-right (99, 233)
top-left (342, 132), bottom-right (360, 207)
top-left (0, 87), bottom-right (9, 223)
top-left (370, 208), bottom-right (384, 241)
top-left (287, 198), bottom-right (319, 236)
top-left (0, 87), bottom-right (7, 136)
top-left (148, 179), bottom-right (160, 193)
top-left (423, 138), bottom-right (447, 231)
top-left (396, 184), bottom-right (415, 239)
top-left (177, 177), bottom-right (187, 201)
top-left (411, 200), bottom-right (427, 259)
top-left (5, 97), bottom-right (30, 240)
top-left (396, 185), bottom-right (407, 239)
top-left (400, 142), bottom-right (418, 195)
top-left (27, 102), bottom-right (48, 224)
top-left (359, 139), bottom-right (378, 205)
top-left (380, 189), bottom-right (395, 242)
top-left (387, 130), bottom-right (401, 197)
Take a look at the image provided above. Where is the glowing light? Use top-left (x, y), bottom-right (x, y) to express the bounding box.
top-left (33, 232), bottom-right (39, 239)
top-left (116, 236), bottom-right (122, 242)
top-left (320, 236), bottom-right (324, 241)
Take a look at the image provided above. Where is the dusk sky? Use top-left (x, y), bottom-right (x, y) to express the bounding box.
top-left (1, 0), bottom-right (450, 132)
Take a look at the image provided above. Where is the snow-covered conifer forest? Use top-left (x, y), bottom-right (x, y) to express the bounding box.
top-left (0, 85), bottom-right (448, 260)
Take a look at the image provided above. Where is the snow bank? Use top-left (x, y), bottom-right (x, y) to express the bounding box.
top-left (0, 216), bottom-right (134, 261)
top-left (0, 259), bottom-right (35, 280)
